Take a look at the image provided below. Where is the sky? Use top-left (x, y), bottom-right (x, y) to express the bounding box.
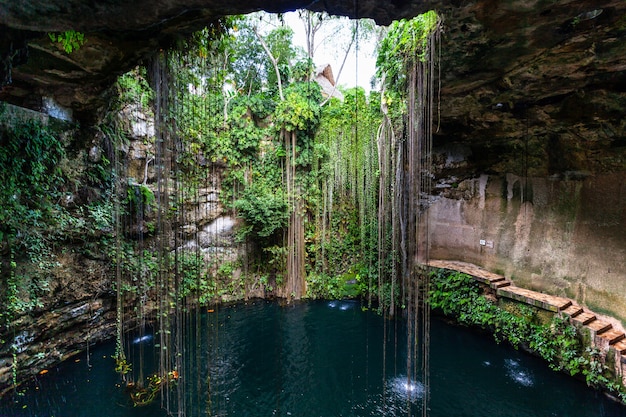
top-left (282, 12), bottom-right (379, 93)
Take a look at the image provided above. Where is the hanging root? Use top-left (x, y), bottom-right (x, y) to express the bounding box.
top-left (127, 370), bottom-right (180, 407)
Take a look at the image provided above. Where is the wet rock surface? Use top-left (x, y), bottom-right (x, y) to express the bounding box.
top-left (0, 297), bottom-right (117, 396)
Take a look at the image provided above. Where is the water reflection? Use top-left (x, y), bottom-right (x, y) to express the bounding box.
top-left (505, 358), bottom-right (534, 387)
top-left (389, 376), bottom-right (424, 401)
top-left (131, 334), bottom-right (153, 345)
top-left (2, 300), bottom-right (626, 417)
top-left (327, 299), bottom-right (358, 310)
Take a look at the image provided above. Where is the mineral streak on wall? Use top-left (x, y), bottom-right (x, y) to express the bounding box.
top-left (428, 173), bottom-right (626, 323)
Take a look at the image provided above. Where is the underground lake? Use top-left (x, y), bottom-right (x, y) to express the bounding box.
top-left (1, 300), bottom-right (625, 417)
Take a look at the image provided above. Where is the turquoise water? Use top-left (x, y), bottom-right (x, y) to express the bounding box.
top-left (2, 300), bottom-right (625, 416)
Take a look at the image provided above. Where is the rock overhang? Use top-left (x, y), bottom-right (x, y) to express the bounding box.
top-left (0, 0), bottom-right (624, 176)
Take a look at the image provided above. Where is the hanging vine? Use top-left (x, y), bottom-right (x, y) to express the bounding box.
top-left (375, 10), bottom-right (441, 416)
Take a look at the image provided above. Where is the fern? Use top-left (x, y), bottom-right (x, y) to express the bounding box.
top-left (48, 30), bottom-right (86, 54)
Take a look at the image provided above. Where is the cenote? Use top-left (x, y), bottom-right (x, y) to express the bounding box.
top-left (2, 300), bottom-right (625, 417)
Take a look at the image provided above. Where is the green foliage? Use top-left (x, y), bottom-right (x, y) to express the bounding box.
top-left (234, 177), bottom-right (289, 240)
top-left (229, 22), bottom-right (268, 93)
top-left (178, 252), bottom-right (213, 301)
top-left (430, 270), bottom-right (543, 349)
top-left (125, 183), bottom-right (155, 217)
top-left (214, 260), bottom-right (245, 298)
top-left (230, 17), bottom-right (303, 96)
top-left (307, 87), bottom-right (380, 302)
top-left (306, 267), bottom-right (366, 299)
top-left (528, 315), bottom-right (583, 375)
top-left (430, 269), bottom-right (626, 402)
top-left (87, 199), bottom-right (114, 232)
top-left (291, 58), bottom-right (314, 82)
top-left (306, 272), bottom-right (343, 299)
top-left (262, 245), bottom-right (287, 287)
top-left (0, 119), bottom-right (67, 320)
top-left (116, 68), bottom-right (154, 111)
top-left (274, 82), bottom-right (322, 133)
top-left (379, 281), bottom-right (401, 312)
top-left (244, 94), bottom-right (276, 120)
top-left (226, 101), bottom-right (267, 161)
top-left (0, 119), bottom-right (65, 219)
top-left (376, 11), bottom-right (438, 83)
top-left (376, 11), bottom-right (439, 119)
top-left (48, 30), bottom-right (86, 54)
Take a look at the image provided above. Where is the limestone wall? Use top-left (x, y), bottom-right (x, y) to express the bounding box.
top-left (428, 173), bottom-right (626, 323)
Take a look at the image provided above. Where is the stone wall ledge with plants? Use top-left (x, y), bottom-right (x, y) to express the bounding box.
top-left (0, 296), bottom-right (116, 396)
top-left (429, 268), bottom-right (626, 405)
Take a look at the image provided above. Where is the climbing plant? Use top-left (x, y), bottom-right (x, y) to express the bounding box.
top-left (48, 30), bottom-right (86, 53)
top-left (307, 87), bottom-right (381, 301)
top-left (376, 10), bottom-right (439, 119)
top-left (0, 118), bottom-right (67, 321)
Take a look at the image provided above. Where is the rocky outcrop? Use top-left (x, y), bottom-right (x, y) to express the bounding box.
top-left (0, 297), bottom-right (116, 396)
top-left (0, 103), bottom-right (241, 394)
top-left (1, 0), bottom-right (625, 144)
top-left (434, 0), bottom-right (626, 179)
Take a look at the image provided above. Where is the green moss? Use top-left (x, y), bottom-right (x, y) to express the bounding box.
top-left (585, 287), bottom-right (626, 326)
top-left (554, 182), bottom-right (581, 219)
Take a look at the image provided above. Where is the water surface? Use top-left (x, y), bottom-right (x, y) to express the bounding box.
top-left (2, 300), bottom-right (625, 416)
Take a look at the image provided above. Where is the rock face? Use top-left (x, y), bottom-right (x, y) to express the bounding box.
top-left (427, 172), bottom-right (626, 322)
top-left (434, 0), bottom-right (626, 179)
top-left (0, 297), bottom-right (117, 396)
top-left (0, 103), bottom-right (239, 393)
top-left (417, 0), bottom-right (626, 323)
top-left (0, 0), bottom-right (624, 397)
top-left (1, 0), bottom-right (624, 135)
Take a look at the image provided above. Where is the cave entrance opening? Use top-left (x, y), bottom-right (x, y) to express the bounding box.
top-left (111, 10), bottom-right (441, 416)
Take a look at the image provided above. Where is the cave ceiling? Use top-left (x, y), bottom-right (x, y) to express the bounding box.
top-left (1, 0), bottom-right (625, 176)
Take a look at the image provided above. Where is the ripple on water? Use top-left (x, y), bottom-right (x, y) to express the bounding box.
top-left (354, 376), bottom-right (423, 416)
top-left (327, 300), bottom-right (357, 310)
top-left (389, 376), bottom-right (424, 402)
top-left (504, 358), bottom-right (534, 387)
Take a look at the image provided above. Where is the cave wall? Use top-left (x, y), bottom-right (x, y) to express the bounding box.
top-left (428, 172), bottom-right (626, 323)
top-left (0, 102), bottom-right (245, 393)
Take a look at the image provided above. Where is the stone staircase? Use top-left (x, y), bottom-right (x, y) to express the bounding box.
top-left (563, 303), bottom-right (626, 353)
top-left (428, 260), bottom-right (626, 363)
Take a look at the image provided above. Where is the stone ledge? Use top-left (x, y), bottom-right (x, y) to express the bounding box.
top-left (496, 286), bottom-right (572, 312)
top-left (572, 312), bottom-right (597, 325)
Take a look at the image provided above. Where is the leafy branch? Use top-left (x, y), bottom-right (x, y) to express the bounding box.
top-left (48, 30), bottom-right (86, 54)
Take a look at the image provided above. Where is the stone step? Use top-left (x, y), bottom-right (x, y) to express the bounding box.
top-left (572, 311), bottom-right (596, 325)
top-left (427, 260), bottom-right (506, 286)
top-left (599, 328), bottom-right (626, 345)
top-left (612, 340), bottom-right (626, 354)
top-left (497, 286), bottom-right (572, 312)
top-left (561, 304), bottom-right (583, 317)
top-left (492, 280), bottom-right (511, 289)
top-left (587, 319), bottom-right (612, 334)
